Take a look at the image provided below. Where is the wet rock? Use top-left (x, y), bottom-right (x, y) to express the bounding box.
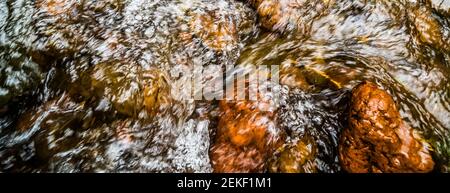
top-left (248, 0), bottom-right (334, 34)
top-left (6, 92), bottom-right (211, 172)
top-left (210, 74), bottom-right (284, 173)
top-left (33, 0), bottom-right (125, 56)
top-left (0, 93), bottom-right (93, 171)
top-left (218, 99), bottom-right (279, 148)
top-left (277, 88), bottom-right (348, 172)
top-left (48, 117), bottom-right (212, 173)
top-left (189, 11), bottom-right (238, 52)
top-left (339, 81), bottom-right (435, 173)
top-left (0, 46), bottom-right (43, 107)
top-left (280, 65), bottom-right (343, 91)
top-left (74, 60), bottom-right (172, 118)
top-left (269, 135), bottom-right (316, 173)
top-left (210, 99), bottom-right (284, 172)
top-left (409, 6), bottom-right (449, 51)
top-left (280, 65), bottom-right (310, 90)
top-left (33, 0), bottom-right (257, 65)
top-left (35, 0), bottom-right (75, 16)
top-left (210, 141), bottom-right (267, 173)
top-left (250, 0), bottom-right (282, 30)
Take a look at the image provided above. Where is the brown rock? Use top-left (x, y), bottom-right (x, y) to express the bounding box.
top-left (247, 0), bottom-right (333, 33)
top-left (210, 79), bottom-right (284, 172)
top-left (73, 60), bottom-right (171, 118)
top-left (210, 141), bottom-right (266, 173)
top-left (216, 99), bottom-right (281, 150)
top-left (410, 6), bottom-right (449, 51)
top-left (269, 136), bottom-right (317, 173)
top-left (35, 0), bottom-right (73, 16)
top-left (339, 81), bottom-right (435, 173)
top-left (190, 11), bottom-right (238, 51)
top-left (15, 93), bottom-right (93, 161)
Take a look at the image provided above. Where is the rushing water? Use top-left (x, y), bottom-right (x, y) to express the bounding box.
top-left (0, 0), bottom-right (449, 172)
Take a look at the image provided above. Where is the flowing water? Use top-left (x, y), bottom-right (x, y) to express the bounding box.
top-left (0, 0), bottom-right (449, 172)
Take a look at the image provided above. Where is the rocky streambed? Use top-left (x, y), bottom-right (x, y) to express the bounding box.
top-left (0, 0), bottom-right (449, 173)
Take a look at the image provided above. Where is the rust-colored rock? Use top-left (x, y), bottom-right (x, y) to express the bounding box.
top-left (339, 81), bottom-right (434, 173)
top-left (216, 99), bottom-right (281, 150)
top-left (210, 141), bottom-right (267, 173)
top-left (210, 79), bottom-right (284, 172)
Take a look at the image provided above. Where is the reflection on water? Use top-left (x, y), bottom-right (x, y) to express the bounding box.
top-left (0, 0), bottom-right (449, 172)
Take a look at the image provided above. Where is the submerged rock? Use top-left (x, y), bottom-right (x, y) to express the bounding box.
top-left (339, 81), bottom-right (435, 173)
top-left (277, 87), bottom-right (348, 173)
top-left (210, 141), bottom-right (267, 172)
top-left (69, 60), bottom-right (172, 119)
top-left (5, 93), bottom-right (212, 172)
top-left (0, 0), bottom-right (258, 172)
top-left (0, 93), bottom-right (93, 171)
top-left (0, 46), bottom-right (43, 107)
top-left (269, 135), bottom-right (316, 173)
top-left (409, 5), bottom-right (450, 52)
top-left (48, 117), bottom-right (213, 173)
top-left (210, 72), bottom-right (284, 173)
top-left (210, 98), bottom-right (284, 172)
top-left (189, 11), bottom-right (238, 52)
top-left (247, 0), bottom-right (334, 34)
top-left (1, 0), bottom-right (449, 173)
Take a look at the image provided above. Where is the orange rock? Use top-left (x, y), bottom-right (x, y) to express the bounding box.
top-left (210, 141), bottom-right (266, 173)
top-left (210, 81), bottom-right (284, 172)
top-left (217, 100), bottom-right (279, 150)
top-left (339, 81), bottom-right (435, 173)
